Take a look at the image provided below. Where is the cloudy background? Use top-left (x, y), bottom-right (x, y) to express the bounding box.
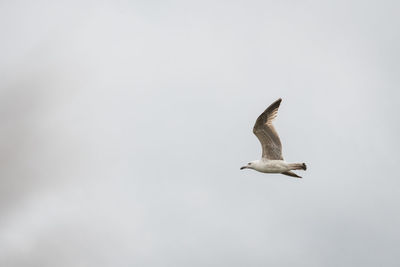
top-left (1, 0), bottom-right (399, 266)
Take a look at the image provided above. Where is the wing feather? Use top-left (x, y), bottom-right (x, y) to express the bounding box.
top-left (253, 98), bottom-right (283, 160)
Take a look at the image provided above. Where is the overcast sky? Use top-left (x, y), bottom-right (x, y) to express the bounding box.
top-left (1, 0), bottom-right (399, 266)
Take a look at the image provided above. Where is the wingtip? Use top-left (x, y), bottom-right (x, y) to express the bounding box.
top-left (274, 98), bottom-right (282, 106)
top-left (270, 98), bottom-right (282, 107)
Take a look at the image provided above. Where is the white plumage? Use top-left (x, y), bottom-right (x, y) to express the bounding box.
top-left (240, 98), bottom-right (307, 178)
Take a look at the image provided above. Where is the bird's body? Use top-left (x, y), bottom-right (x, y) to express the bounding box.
top-left (241, 98), bottom-right (307, 178)
top-left (248, 159), bottom-right (292, 173)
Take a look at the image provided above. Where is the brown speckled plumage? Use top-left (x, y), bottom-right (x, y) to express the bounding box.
top-left (253, 98), bottom-right (283, 160)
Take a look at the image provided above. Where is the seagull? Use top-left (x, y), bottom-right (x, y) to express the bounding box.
top-left (240, 98), bottom-right (307, 178)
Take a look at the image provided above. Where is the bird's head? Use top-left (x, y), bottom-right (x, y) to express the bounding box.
top-left (240, 160), bottom-right (258, 170)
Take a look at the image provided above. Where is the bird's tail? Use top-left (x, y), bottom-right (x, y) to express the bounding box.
top-left (289, 163), bottom-right (307, 171)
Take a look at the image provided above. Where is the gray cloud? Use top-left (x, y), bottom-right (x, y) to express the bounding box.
top-left (0, 0), bottom-right (399, 266)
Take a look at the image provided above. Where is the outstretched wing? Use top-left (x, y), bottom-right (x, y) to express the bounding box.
top-left (281, 171), bottom-right (302, 178)
top-left (253, 98), bottom-right (283, 160)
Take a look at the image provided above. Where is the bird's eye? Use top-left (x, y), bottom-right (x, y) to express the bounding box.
top-left (248, 162), bottom-right (251, 165)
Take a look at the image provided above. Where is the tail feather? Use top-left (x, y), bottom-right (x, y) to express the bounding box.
top-left (289, 163), bottom-right (307, 171)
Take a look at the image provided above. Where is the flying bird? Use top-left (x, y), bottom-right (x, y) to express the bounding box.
top-left (240, 98), bottom-right (307, 178)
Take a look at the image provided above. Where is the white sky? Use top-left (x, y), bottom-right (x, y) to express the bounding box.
top-left (1, 1), bottom-right (399, 266)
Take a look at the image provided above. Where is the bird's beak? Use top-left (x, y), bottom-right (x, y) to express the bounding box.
top-left (240, 166), bottom-right (247, 170)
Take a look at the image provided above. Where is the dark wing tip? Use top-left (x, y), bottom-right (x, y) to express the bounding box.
top-left (253, 98), bottom-right (283, 132)
top-left (273, 98), bottom-right (282, 106)
top-left (266, 98), bottom-right (282, 113)
top-left (264, 97), bottom-right (282, 117)
top-left (271, 98), bottom-right (282, 110)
